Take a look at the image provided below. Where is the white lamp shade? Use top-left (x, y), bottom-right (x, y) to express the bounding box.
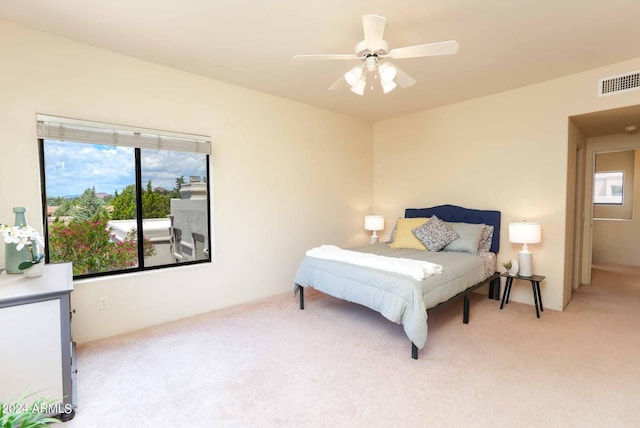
top-left (344, 66), bottom-right (363, 86)
top-left (381, 80), bottom-right (397, 94)
top-left (350, 79), bottom-right (365, 95)
top-left (508, 222), bottom-right (542, 244)
top-left (378, 63), bottom-right (397, 82)
top-left (364, 215), bottom-right (384, 231)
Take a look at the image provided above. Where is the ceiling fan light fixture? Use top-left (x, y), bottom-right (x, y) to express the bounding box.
top-left (381, 80), bottom-right (397, 94)
top-left (293, 15), bottom-right (459, 96)
top-left (351, 80), bottom-right (366, 95)
top-left (378, 63), bottom-right (397, 82)
top-left (365, 56), bottom-right (378, 72)
top-left (344, 66), bottom-right (363, 86)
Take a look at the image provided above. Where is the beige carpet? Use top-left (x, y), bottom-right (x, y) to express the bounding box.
top-left (66, 268), bottom-right (640, 427)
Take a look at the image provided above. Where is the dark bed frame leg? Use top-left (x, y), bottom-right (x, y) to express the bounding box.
top-left (492, 276), bottom-right (501, 300)
top-left (411, 342), bottom-right (418, 360)
top-left (298, 285), bottom-right (304, 310)
top-left (463, 293), bottom-right (470, 324)
top-left (488, 274), bottom-right (501, 300)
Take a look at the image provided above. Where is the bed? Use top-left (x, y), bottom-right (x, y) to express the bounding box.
top-left (293, 204), bottom-right (502, 359)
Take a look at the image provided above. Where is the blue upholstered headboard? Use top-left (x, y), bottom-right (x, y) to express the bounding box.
top-left (404, 205), bottom-right (501, 253)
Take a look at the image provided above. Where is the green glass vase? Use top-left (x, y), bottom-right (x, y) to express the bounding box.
top-left (5, 207), bottom-right (31, 274)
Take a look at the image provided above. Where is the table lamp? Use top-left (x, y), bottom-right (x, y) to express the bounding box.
top-left (508, 222), bottom-right (542, 277)
top-left (364, 215), bottom-right (384, 245)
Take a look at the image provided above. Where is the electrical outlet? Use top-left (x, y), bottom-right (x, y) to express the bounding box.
top-left (99, 296), bottom-right (109, 310)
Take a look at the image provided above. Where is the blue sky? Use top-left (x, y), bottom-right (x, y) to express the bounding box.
top-left (44, 140), bottom-right (207, 197)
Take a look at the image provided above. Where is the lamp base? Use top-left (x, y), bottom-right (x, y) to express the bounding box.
top-left (370, 235), bottom-right (379, 245)
top-left (518, 251), bottom-right (533, 277)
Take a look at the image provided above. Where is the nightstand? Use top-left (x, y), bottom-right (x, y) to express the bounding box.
top-left (500, 272), bottom-right (545, 318)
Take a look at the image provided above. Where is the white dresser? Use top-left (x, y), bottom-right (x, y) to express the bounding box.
top-left (0, 263), bottom-right (76, 421)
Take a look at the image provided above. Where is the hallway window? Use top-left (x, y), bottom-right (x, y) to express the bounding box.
top-left (593, 171), bottom-right (624, 205)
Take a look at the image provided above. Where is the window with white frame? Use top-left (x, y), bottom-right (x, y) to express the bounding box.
top-left (593, 171), bottom-right (624, 205)
top-left (37, 114), bottom-right (212, 278)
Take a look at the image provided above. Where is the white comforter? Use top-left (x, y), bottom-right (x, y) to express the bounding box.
top-left (306, 245), bottom-right (443, 281)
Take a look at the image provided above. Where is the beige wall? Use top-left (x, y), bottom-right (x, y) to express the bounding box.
top-left (587, 136), bottom-right (640, 267)
top-left (0, 20), bottom-right (373, 343)
top-left (373, 58), bottom-right (640, 311)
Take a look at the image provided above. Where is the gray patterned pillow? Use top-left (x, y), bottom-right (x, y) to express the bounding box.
top-left (478, 224), bottom-right (494, 252)
top-left (412, 216), bottom-right (459, 251)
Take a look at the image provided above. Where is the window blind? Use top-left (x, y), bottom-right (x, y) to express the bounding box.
top-left (36, 114), bottom-right (211, 154)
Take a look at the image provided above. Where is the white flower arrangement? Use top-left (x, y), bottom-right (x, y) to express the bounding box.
top-left (0, 224), bottom-right (45, 269)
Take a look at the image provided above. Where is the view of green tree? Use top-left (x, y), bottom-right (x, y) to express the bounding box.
top-left (142, 180), bottom-right (171, 218)
top-left (48, 177), bottom-right (184, 222)
top-left (53, 198), bottom-right (78, 217)
top-left (47, 196), bottom-right (66, 206)
top-left (44, 179), bottom-right (183, 276)
top-left (110, 181), bottom-right (172, 220)
top-left (48, 218), bottom-right (155, 276)
top-left (111, 185), bottom-right (136, 220)
top-left (73, 187), bottom-right (107, 221)
top-left (174, 176), bottom-right (185, 192)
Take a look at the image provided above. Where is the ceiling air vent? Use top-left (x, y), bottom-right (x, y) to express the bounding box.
top-left (598, 71), bottom-right (640, 96)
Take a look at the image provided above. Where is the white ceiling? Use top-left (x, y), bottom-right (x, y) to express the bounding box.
top-left (2, 0), bottom-right (640, 122)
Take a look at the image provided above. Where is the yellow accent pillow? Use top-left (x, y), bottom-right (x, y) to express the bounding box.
top-left (388, 217), bottom-right (430, 250)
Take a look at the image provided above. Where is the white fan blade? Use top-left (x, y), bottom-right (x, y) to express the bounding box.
top-left (388, 40), bottom-right (459, 59)
top-left (292, 54), bottom-right (357, 60)
top-left (328, 76), bottom-right (346, 91)
top-left (394, 66), bottom-right (416, 88)
top-left (362, 15), bottom-right (386, 51)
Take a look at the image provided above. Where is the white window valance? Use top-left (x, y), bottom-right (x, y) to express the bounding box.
top-left (36, 114), bottom-right (211, 154)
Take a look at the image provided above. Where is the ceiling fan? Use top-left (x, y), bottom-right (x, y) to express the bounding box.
top-left (293, 15), bottom-right (459, 95)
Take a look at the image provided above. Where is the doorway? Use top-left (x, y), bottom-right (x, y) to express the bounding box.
top-left (570, 105), bottom-right (640, 288)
